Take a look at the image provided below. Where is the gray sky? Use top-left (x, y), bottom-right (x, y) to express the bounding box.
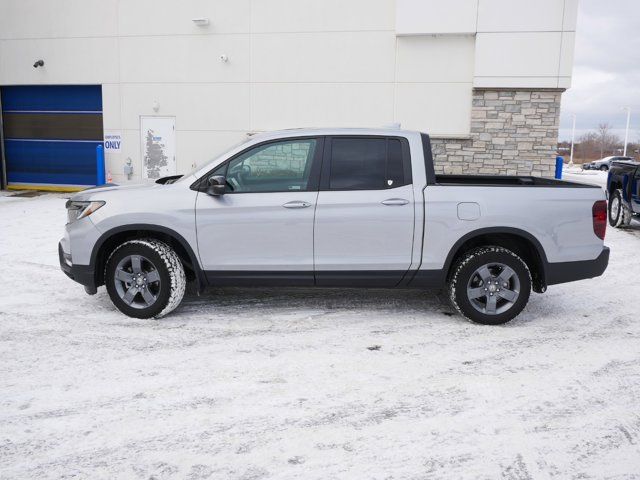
top-left (559, 0), bottom-right (640, 142)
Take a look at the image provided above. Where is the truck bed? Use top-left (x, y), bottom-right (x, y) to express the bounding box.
top-left (435, 174), bottom-right (598, 188)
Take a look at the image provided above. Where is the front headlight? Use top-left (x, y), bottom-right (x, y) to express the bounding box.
top-left (66, 200), bottom-right (105, 224)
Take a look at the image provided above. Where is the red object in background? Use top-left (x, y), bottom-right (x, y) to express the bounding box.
top-left (592, 200), bottom-right (607, 240)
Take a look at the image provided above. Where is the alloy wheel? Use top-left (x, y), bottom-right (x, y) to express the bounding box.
top-left (466, 262), bottom-right (521, 315)
top-left (113, 254), bottom-right (161, 309)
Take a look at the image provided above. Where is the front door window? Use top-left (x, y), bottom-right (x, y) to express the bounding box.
top-left (214, 139), bottom-right (317, 193)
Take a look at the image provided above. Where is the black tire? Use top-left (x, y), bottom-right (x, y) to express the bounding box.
top-left (448, 246), bottom-right (531, 325)
top-left (600, 165), bottom-right (609, 171)
top-left (609, 189), bottom-right (622, 227)
top-left (621, 205), bottom-right (633, 227)
top-left (105, 239), bottom-right (186, 319)
top-left (608, 189), bottom-right (631, 228)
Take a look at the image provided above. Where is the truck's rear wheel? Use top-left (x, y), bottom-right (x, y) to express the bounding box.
top-left (448, 246), bottom-right (531, 325)
top-left (105, 239), bottom-right (186, 319)
top-left (608, 189), bottom-right (631, 228)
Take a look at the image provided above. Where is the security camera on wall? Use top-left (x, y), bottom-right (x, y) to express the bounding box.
top-left (33, 59), bottom-right (44, 68)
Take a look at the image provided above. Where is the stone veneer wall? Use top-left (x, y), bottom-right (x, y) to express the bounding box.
top-left (431, 89), bottom-right (562, 177)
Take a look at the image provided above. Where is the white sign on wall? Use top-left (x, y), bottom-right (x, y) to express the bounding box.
top-left (140, 116), bottom-right (176, 180)
top-left (104, 132), bottom-right (122, 152)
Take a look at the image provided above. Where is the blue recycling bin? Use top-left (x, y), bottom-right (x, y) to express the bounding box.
top-left (555, 156), bottom-right (564, 179)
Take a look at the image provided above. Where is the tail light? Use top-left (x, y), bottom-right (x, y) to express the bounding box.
top-left (592, 200), bottom-right (607, 240)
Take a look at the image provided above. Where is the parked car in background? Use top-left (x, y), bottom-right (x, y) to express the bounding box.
top-left (583, 156), bottom-right (634, 171)
top-left (60, 128), bottom-right (609, 325)
top-left (607, 160), bottom-right (640, 227)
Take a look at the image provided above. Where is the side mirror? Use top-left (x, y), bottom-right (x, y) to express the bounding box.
top-left (206, 175), bottom-right (226, 196)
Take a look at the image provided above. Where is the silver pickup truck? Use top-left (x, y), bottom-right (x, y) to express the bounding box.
top-left (59, 128), bottom-right (609, 324)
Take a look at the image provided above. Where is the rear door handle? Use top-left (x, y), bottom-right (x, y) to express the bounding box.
top-left (381, 198), bottom-right (409, 206)
top-left (282, 201), bottom-right (311, 209)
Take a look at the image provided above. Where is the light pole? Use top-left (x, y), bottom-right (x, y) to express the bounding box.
top-left (622, 106), bottom-right (631, 156)
top-left (569, 113), bottom-right (576, 166)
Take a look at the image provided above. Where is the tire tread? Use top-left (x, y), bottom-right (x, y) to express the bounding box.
top-left (448, 246), bottom-right (531, 325)
top-left (105, 239), bottom-right (186, 318)
top-left (610, 189), bottom-right (632, 228)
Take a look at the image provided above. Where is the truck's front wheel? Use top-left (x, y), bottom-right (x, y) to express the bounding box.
top-left (105, 239), bottom-right (186, 319)
top-left (448, 246), bottom-right (531, 325)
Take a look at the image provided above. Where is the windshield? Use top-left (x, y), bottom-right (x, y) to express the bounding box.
top-left (177, 136), bottom-right (253, 181)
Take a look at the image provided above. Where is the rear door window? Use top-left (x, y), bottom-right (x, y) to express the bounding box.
top-left (328, 137), bottom-right (409, 190)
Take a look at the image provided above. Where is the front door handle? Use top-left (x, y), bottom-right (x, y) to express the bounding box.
top-left (381, 198), bottom-right (409, 206)
top-left (282, 201), bottom-right (312, 209)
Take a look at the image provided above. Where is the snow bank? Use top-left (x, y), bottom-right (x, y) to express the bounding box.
top-left (0, 194), bottom-right (639, 479)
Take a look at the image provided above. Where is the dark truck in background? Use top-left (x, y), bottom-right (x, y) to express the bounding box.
top-left (607, 160), bottom-right (640, 227)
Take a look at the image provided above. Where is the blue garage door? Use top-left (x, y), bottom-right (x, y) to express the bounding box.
top-left (1, 85), bottom-right (103, 191)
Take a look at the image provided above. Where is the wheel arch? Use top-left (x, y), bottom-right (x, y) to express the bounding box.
top-left (608, 177), bottom-right (622, 195)
top-left (90, 224), bottom-right (205, 290)
top-left (443, 227), bottom-right (549, 293)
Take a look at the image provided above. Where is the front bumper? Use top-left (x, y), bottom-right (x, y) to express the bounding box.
top-left (545, 247), bottom-right (610, 286)
top-left (59, 242), bottom-right (97, 293)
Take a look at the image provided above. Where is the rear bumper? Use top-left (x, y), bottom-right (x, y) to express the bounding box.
top-left (59, 242), bottom-right (97, 292)
top-left (545, 247), bottom-right (610, 286)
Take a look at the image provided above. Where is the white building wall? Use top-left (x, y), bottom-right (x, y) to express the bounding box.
top-left (397, 0), bottom-right (577, 89)
top-left (0, 0), bottom-right (578, 183)
top-left (395, 35), bottom-right (475, 135)
top-left (396, 0), bottom-right (478, 35)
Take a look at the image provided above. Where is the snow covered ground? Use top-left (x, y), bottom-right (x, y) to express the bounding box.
top-left (562, 167), bottom-right (609, 189)
top-left (1, 193), bottom-right (639, 479)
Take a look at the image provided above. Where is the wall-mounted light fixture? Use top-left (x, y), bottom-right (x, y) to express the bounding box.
top-left (192, 18), bottom-right (210, 26)
top-left (152, 101), bottom-right (160, 112)
top-left (33, 59), bottom-right (44, 68)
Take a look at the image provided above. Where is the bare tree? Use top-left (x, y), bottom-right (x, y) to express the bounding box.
top-left (572, 126), bottom-right (627, 163)
top-left (597, 123), bottom-right (620, 157)
top-left (577, 131), bottom-right (599, 162)
top-left (598, 123), bottom-right (610, 157)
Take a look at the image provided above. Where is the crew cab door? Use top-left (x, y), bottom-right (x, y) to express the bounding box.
top-left (313, 136), bottom-right (415, 286)
top-left (195, 137), bottom-right (322, 285)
